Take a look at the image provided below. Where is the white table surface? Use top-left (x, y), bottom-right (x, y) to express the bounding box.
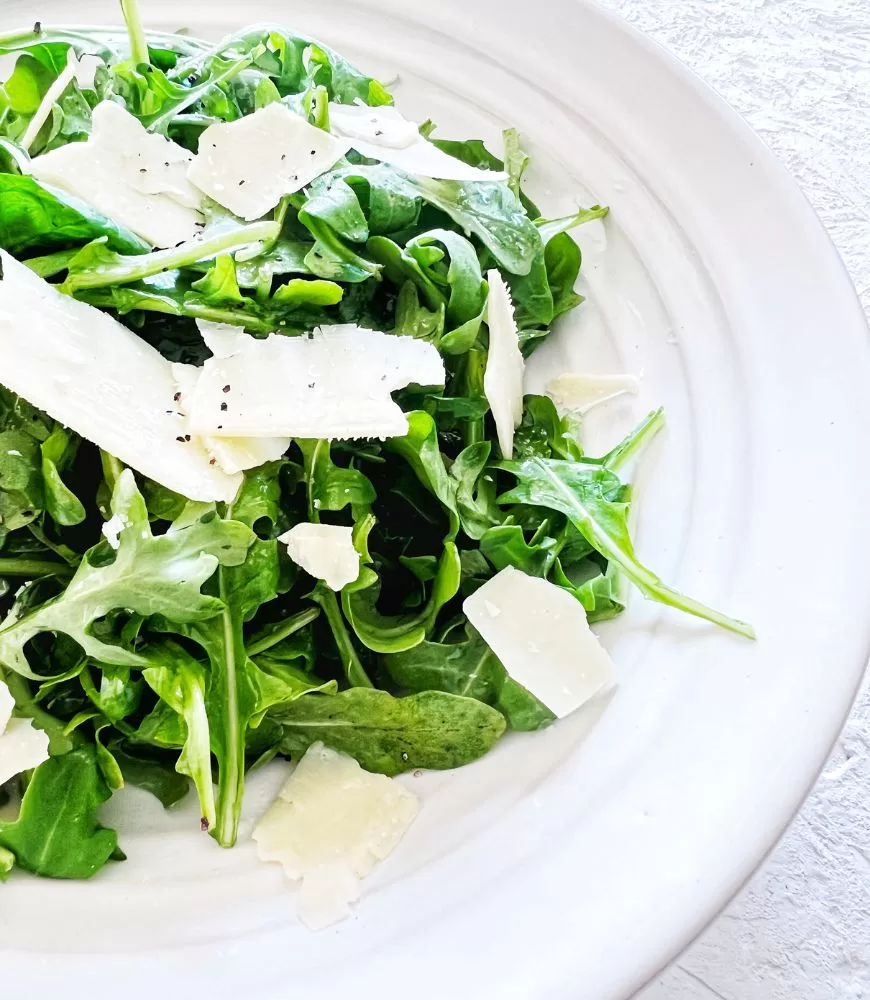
top-left (591, 2), bottom-right (870, 998)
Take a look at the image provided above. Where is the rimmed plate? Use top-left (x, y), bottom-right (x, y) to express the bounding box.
top-left (2, 1), bottom-right (869, 998)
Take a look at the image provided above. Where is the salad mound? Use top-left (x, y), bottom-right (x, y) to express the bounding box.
top-left (0, 1), bottom-right (750, 917)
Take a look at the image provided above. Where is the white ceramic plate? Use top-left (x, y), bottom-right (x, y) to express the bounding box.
top-left (2, 1), bottom-right (869, 998)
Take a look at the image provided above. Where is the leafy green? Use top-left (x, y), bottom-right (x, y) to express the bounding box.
top-left (274, 688), bottom-right (506, 775)
top-left (384, 625), bottom-right (553, 731)
top-left (0, 16), bottom-right (750, 885)
top-left (0, 174), bottom-right (148, 255)
top-left (0, 470), bottom-right (254, 676)
top-left (499, 456), bottom-right (754, 637)
top-left (0, 747), bottom-right (119, 879)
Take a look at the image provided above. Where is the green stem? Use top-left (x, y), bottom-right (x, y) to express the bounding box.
top-left (0, 558), bottom-right (72, 578)
top-left (315, 588), bottom-right (371, 688)
top-left (63, 222), bottom-right (281, 292)
top-left (461, 350), bottom-right (487, 447)
top-left (312, 85), bottom-right (330, 130)
top-left (119, 0), bottom-right (150, 66)
top-left (602, 408), bottom-right (666, 473)
top-left (245, 607), bottom-right (320, 657)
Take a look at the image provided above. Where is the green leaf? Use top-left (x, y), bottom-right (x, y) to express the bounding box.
top-left (450, 442), bottom-right (501, 540)
top-left (385, 625), bottom-right (554, 731)
top-left (0, 428), bottom-right (43, 531)
top-left (110, 742), bottom-right (190, 808)
top-left (499, 456), bottom-right (754, 637)
top-left (405, 228), bottom-right (488, 337)
top-left (385, 411), bottom-right (459, 532)
top-left (274, 688), bottom-right (506, 776)
top-left (40, 426), bottom-right (86, 527)
top-left (272, 277), bottom-right (343, 307)
top-left (234, 238), bottom-right (312, 289)
top-left (0, 747), bottom-right (119, 879)
top-left (190, 254), bottom-right (245, 305)
top-left (392, 282), bottom-right (445, 343)
top-left (0, 470), bottom-right (255, 676)
top-left (297, 439), bottom-right (375, 521)
top-left (339, 164), bottom-right (422, 235)
top-left (342, 527), bottom-right (461, 653)
top-left (514, 395), bottom-right (584, 461)
top-left (408, 176), bottom-right (541, 276)
top-left (141, 641), bottom-right (215, 828)
top-left (0, 174), bottom-right (148, 255)
top-left (480, 522), bottom-right (560, 577)
top-left (61, 221), bottom-right (280, 292)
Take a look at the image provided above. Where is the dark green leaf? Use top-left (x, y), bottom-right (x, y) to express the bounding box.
top-left (274, 688), bottom-right (506, 776)
top-left (499, 456), bottom-right (754, 637)
top-left (0, 747), bottom-right (119, 879)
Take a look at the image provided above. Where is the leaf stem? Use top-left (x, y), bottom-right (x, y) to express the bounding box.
top-left (314, 588), bottom-right (373, 688)
top-left (245, 606), bottom-right (320, 657)
top-left (0, 558), bottom-right (73, 578)
top-left (119, 0), bottom-right (150, 66)
top-left (602, 408), bottom-right (666, 473)
top-left (63, 222), bottom-right (281, 292)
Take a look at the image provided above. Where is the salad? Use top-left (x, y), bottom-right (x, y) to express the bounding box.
top-left (0, 1), bottom-right (751, 925)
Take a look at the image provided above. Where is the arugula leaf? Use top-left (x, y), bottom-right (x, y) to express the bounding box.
top-left (40, 426), bottom-right (86, 527)
top-left (110, 741), bottom-right (190, 807)
top-left (0, 174), bottom-right (148, 255)
top-left (61, 221), bottom-right (280, 292)
top-left (274, 688), bottom-right (506, 775)
top-left (0, 747), bottom-right (119, 878)
top-left (480, 522), bottom-right (561, 577)
top-left (450, 442), bottom-right (500, 540)
top-left (297, 439), bottom-right (375, 521)
top-left (0, 470), bottom-right (254, 676)
top-left (342, 516), bottom-right (461, 654)
top-left (385, 625), bottom-right (553, 731)
top-left (409, 176), bottom-right (541, 276)
top-left (141, 641), bottom-right (215, 828)
top-left (499, 456), bottom-right (754, 637)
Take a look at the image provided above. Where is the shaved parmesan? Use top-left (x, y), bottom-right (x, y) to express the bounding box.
top-left (483, 269), bottom-right (524, 459)
top-left (464, 566), bottom-right (615, 719)
top-left (547, 373), bottom-right (640, 413)
top-left (253, 742), bottom-right (418, 930)
top-left (0, 251), bottom-right (240, 502)
top-left (329, 103), bottom-right (507, 182)
top-left (188, 103), bottom-right (350, 221)
top-left (279, 523), bottom-right (359, 591)
top-left (184, 324), bottom-right (445, 440)
top-left (0, 679), bottom-right (50, 786)
top-left (30, 101), bottom-right (204, 247)
top-left (172, 360), bottom-right (290, 475)
top-left (21, 49), bottom-right (80, 152)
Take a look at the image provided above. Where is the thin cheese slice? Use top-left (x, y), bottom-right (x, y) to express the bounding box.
top-left (172, 360), bottom-right (290, 475)
top-left (546, 373), bottom-right (640, 413)
top-left (464, 566), bottom-right (615, 719)
top-left (184, 324), bottom-right (445, 440)
top-left (188, 103), bottom-right (350, 221)
top-left (0, 251), bottom-right (240, 502)
top-left (30, 101), bottom-right (205, 248)
top-left (0, 678), bottom-right (50, 786)
top-left (278, 523), bottom-right (359, 591)
top-left (329, 103), bottom-right (507, 182)
top-left (253, 742), bottom-right (419, 930)
top-left (483, 269), bottom-right (524, 460)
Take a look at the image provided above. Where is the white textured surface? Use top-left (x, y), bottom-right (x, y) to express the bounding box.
top-left (603, 2), bottom-right (870, 997)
